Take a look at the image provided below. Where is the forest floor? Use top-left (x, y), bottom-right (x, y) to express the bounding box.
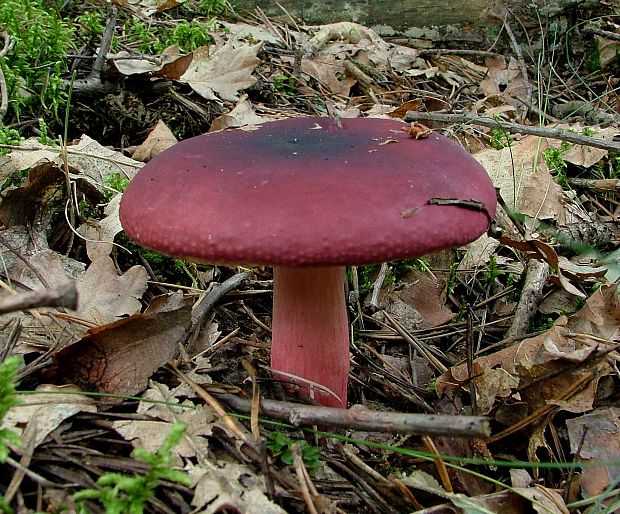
top-left (0, 1), bottom-right (619, 513)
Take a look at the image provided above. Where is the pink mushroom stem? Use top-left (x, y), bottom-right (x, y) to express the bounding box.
top-left (271, 266), bottom-right (349, 408)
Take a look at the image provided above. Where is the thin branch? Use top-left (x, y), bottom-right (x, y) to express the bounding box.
top-left (0, 282), bottom-right (78, 315)
top-left (187, 271), bottom-right (250, 343)
top-left (0, 32), bottom-right (15, 121)
top-left (215, 392), bottom-right (490, 437)
top-left (417, 48), bottom-right (503, 58)
top-left (503, 18), bottom-right (532, 109)
top-left (505, 259), bottom-right (549, 340)
top-left (404, 111), bottom-right (620, 151)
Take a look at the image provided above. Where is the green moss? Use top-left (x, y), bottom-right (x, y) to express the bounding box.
top-left (0, 0), bottom-right (75, 120)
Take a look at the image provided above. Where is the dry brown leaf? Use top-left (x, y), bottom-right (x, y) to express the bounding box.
top-left (209, 96), bottom-right (265, 132)
top-left (53, 292), bottom-right (192, 398)
top-left (190, 461), bottom-right (286, 514)
top-left (2, 138), bottom-right (58, 172)
top-left (119, 0), bottom-right (185, 17)
top-left (132, 120), bottom-right (178, 162)
top-left (8, 248), bottom-right (84, 290)
top-left (479, 56), bottom-right (528, 107)
top-left (383, 270), bottom-right (455, 329)
top-left (67, 135), bottom-right (143, 191)
top-left (75, 255), bottom-right (148, 324)
top-left (0, 162), bottom-right (64, 227)
top-left (112, 51), bottom-right (162, 75)
top-left (113, 415), bottom-right (212, 459)
top-left (76, 194), bottom-right (125, 261)
top-left (220, 21), bottom-right (283, 45)
top-left (302, 22), bottom-right (385, 56)
top-left (302, 21), bottom-right (418, 76)
top-left (458, 233), bottom-right (501, 270)
top-left (300, 55), bottom-right (353, 96)
top-left (547, 124), bottom-right (619, 168)
top-left (112, 45), bottom-right (186, 76)
top-left (180, 41), bottom-right (262, 102)
top-left (475, 135), bottom-right (566, 223)
top-left (567, 408), bottom-right (620, 500)
top-left (512, 485), bottom-right (569, 514)
top-left (400, 470), bottom-right (532, 513)
top-left (437, 284), bottom-right (619, 417)
top-left (566, 283), bottom-right (620, 341)
top-left (2, 384), bottom-right (96, 450)
top-left (113, 389), bottom-right (217, 461)
top-left (156, 46), bottom-right (193, 80)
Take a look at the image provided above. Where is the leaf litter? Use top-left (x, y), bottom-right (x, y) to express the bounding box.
top-left (0, 2), bottom-right (619, 513)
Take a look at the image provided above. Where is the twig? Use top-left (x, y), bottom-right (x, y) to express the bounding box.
top-left (214, 392), bottom-right (490, 437)
top-left (404, 111), bottom-right (620, 151)
top-left (0, 32), bottom-right (15, 121)
top-left (502, 18), bottom-right (532, 109)
top-left (569, 178), bottom-right (620, 193)
top-left (0, 282), bottom-right (78, 316)
top-left (291, 444), bottom-right (319, 514)
top-left (171, 365), bottom-right (249, 442)
top-left (583, 27), bottom-right (620, 42)
top-left (72, 8), bottom-right (117, 95)
top-left (383, 311), bottom-right (449, 374)
top-left (505, 259), bottom-right (549, 340)
top-left (417, 48), bottom-right (502, 58)
top-left (188, 272), bottom-right (249, 338)
top-left (368, 262), bottom-right (389, 309)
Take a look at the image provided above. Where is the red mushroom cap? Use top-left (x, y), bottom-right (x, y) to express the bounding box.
top-left (120, 117), bottom-right (496, 265)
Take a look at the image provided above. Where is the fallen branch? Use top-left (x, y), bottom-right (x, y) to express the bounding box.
top-left (0, 32), bottom-right (15, 121)
top-left (505, 259), bottom-right (549, 340)
top-left (187, 271), bottom-right (250, 343)
top-left (0, 282), bottom-right (78, 315)
top-left (404, 111), bottom-right (620, 151)
top-left (71, 8), bottom-right (118, 95)
top-left (214, 392), bottom-right (490, 437)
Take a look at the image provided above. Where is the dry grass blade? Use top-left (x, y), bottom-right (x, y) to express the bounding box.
top-left (171, 365), bottom-right (249, 442)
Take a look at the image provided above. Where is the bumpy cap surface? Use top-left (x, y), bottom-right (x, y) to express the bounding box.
top-left (120, 116), bottom-right (497, 266)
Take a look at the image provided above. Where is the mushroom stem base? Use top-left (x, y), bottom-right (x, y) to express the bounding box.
top-left (271, 266), bottom-right (349, 408)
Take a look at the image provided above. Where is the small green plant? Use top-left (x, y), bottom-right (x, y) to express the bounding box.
top-left (543, 140), bottom-right (571, 188)
top-left (266, 431), bottom-right (322, 475)
top-left (0, 356), bottom-right (21, 462)
top-left (0, 356), bottom-right (22, 514)
top-left (74, 422), bottom-right (190, 514)
top-left (490, 127), bottom-right (513, 149)
top-left (446, 262), bottom-right (458, 295)
top-left (127, 19), bottom-right (161, 54)
top-left (272, 74), bottom-right (297, 96)
top-left (102, 170), bottom-right (130, 200)
top-left (76, 10), bottom-right (106, 38)
top-left (581, 126), bottom-right (597, 137)
top-left (0, 127), bottom-right (23, 155)
top-left (198, 0), bottom-right (228, 16)
top-left (37, 118), bottom-right (51, 145)
top-left (128, 18), bottom-right (214, 55)
top-left (168, 20), bottom-right (214, 53)
top-left (484, 255), bottom-right (501, 284)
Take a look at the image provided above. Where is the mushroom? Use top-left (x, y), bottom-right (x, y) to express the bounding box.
top-left (119, 116), bottom-right (497, 408)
